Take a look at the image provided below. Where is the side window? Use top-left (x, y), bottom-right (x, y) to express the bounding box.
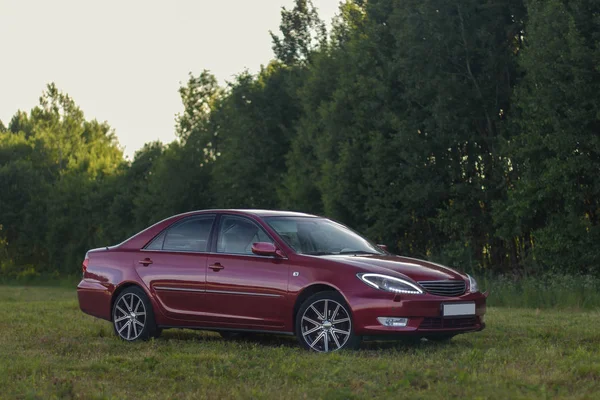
top-left (217, 216), bottom-right (273, 255)
top-left (146, 231), bottom-right (166, 250)
top-left (146, 216), bottom-right (215, 252)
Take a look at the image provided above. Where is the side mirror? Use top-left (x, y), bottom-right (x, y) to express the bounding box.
top-left (251, 242), bottom-right (285, 258)
top-left (377, 244), bottom-right (388, 252)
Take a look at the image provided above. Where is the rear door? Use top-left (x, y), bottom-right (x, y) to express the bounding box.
top-left (136, 214), bottom-right (216, 322)
top-left (204, 214), bottom-right (289, 329)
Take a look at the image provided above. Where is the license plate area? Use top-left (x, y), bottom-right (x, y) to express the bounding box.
top-left (442, 302), bottom-right (475, 317)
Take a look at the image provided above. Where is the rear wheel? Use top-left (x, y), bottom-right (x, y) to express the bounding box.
top-left (112, 286), bottom-right (159, 341)
top-left (296, 291), bottom-right (361, 352)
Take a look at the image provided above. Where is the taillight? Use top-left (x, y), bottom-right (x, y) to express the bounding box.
top-left (82, 257), bottom-right (89, 276)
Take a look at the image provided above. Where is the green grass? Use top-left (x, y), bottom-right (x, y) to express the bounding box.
top-left (480, 273), bottom-right (600, 309)
top-left (1, 286), bottom-right (600, 399)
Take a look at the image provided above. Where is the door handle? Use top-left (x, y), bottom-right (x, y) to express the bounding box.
top-left (138, 258), bottom-right (153, 266)
top-left (209, 263), bottom-right (224, 271)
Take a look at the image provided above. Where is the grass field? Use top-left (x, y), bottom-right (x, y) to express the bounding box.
top-left (1, 286), bottom-right (600, 399)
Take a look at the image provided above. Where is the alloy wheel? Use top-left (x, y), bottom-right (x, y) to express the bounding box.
top-left (113, 292), bottom-right (147, 341)
top-left (300, 299), bottom-right (351, 352)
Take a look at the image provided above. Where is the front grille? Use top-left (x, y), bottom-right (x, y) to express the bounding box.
top-left (420, 316), bottom-right (477, 330)
top-left (418, 280), bottom-right (466, 297)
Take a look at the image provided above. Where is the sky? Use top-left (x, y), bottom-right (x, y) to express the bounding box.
top-left (0, 0), bottom-right (339, 158)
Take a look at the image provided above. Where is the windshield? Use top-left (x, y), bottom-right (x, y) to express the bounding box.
top-left (264, 217), bottom-right (385, 256)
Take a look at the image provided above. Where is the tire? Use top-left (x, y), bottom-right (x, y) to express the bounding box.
top-left (112, 286), bottom-right (160, 341)
top-left (295, 291), bottom-right (361, 352)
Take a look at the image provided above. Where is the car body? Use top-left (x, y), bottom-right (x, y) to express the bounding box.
top-left (77, 209), bottom-right (487, 352)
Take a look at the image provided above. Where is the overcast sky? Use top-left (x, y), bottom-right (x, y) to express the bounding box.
top-left (0, 0), bottom-right (339, 158)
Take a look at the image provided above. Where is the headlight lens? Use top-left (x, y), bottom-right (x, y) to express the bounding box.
top-left (467, 274), bottom-right (479, 293)
top-left (357, 273), bottom-right (423, 294)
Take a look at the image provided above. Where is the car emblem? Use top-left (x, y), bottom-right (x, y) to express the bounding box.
top-left (293, 272), bottom-right (299, 277)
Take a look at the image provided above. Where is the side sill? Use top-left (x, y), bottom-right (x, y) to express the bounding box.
top-left (157, 326), bottom-right (295, 336)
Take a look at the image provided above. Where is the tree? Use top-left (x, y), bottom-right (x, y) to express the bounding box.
top-left (129, 72), bottom-right (222, 229)
top-left (211, 63), bottom-right (301, 209)
top-left (497, 0), bottom-right (600, 273)
top-left (0, 84), bottom-right (124, 275)
top-left (283, 0), bottom-right (525, 270)
top-left (270, 0), bottom-right (327, 65)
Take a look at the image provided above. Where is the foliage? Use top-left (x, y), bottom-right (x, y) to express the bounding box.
top-left (270, 0), bottom-right (327, 65)
top-left (211, 63), bottom-right (302, 208)
top-left (495, 0), bottom-right (600, 273)
top-left (1, 0), bottom-right (600, 276)
top-left (0, 84), bottom-right (123, 275)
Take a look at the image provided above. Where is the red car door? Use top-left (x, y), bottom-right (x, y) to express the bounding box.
top-left (204, 215), bottom-right (289, 329)
top-left (135, 214), bottom-right (216, 322)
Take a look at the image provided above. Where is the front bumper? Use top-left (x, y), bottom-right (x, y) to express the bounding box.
top-left (346, 290), bottom-right (487, 336)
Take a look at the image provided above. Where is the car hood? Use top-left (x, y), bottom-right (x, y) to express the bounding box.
top-left (321, 254), bottom-right (465, 282)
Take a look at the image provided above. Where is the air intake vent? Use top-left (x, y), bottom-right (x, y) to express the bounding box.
top-left (418, 280), bottom-right (466, 297)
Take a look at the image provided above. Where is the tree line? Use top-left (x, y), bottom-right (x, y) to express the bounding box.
top-left (1, 0), bottom-right (599, 278)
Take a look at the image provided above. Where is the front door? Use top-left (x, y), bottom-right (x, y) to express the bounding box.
top-left (204, 215), bottom-right (289, 329)
top-left (136, 214), bottom-right (216, 322)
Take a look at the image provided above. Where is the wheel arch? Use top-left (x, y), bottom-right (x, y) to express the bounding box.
top-left (110, 281), bottom-right (150, 321)
top-left (292, 283), bottom-right (351, 334)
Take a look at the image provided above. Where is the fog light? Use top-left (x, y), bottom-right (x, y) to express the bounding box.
top-left (377, 317), bottom-right (408, 327)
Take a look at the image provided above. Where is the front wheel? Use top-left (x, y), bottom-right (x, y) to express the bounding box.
top-left (295, 291), bottom-right (361, 352)
top-left (112, 286), bottom-right (160, 341)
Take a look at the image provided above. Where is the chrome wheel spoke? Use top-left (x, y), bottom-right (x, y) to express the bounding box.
top-left (132, 320), bottom-right (138, 337)
top-left (331, 327), bottom-right (350, 336)
top-left (122, 298), bottom-right (130, 312)
top-left (302, 316), bottom-right (321, 327)
top-left (134, 299), bottom-right (142, 313)
top-left (118, 320), bottom-right (131, 334)
top-left (301, 299), bottom-right (352, 352)
top-left (114, 315), bottom-right (129, 323)
top-left (302, 325), bottom-right (321, 336)
top-left (310, 331), bottom-right (325, 348)
top-left (332, 317), bottom-right (349, 325)
top-left (331, 331), bottom-right (341, 349)
top-left (331, 304), bottom-right (340, 321)
top-left (310, 305), bottom-right (325, 320)
top-left (114, 293), bottom-right (147, 340)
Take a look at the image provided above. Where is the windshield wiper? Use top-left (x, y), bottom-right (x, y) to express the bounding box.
top-left (303, 251), bottom-right (335, 256)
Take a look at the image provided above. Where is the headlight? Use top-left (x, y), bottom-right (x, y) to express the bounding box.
top-left (467, 274), bottom-right (479, 293)
top-left (357, 273), bottom-right (423, 294)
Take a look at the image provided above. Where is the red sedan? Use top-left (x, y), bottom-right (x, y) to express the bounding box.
top-left (77, 209), bottom-right (487, 352)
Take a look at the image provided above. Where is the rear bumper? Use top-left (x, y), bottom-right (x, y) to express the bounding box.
top-left (347, 290), bottom-right (487, 336)
top-left (77, 279), bottom-right (112, 321)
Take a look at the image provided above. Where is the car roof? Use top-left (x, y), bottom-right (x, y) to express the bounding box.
top-left (183, 209), bottom-right (320, 218)
top-left (117, 209), bottom-right (320, 250)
